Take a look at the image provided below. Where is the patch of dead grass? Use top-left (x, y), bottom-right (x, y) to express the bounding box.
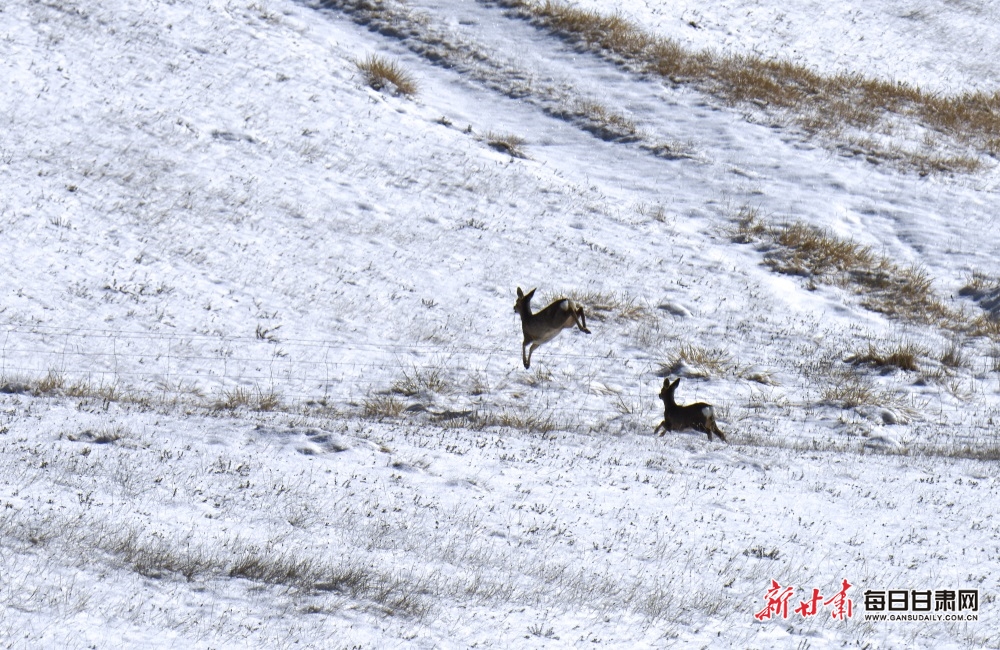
top-left (362, 395), bottom-right (407, 418)
top-left (355, 54), bottom-right (418, 96)
top-left (212, 385), bottom-right (282, 412)
top-left (846, 341), bottom-right (924, 373)
top-left (657, 344), bottom-right (733, 379)
top-left (753, 220), bottom-right (963, 329)
top-left (484, 131), bottom-right (527, 158)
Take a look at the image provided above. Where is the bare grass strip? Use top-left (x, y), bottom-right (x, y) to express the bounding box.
top-left (498, 0), bottom-right (998, 172)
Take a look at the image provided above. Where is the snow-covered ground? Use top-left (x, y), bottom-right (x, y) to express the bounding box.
top-left (2, 0), bottom-right (999, 647)
top-left (571, 0), bottom-right (1000, 94)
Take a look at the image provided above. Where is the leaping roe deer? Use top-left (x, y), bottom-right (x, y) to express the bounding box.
top-left (513, 287), bottom-right (591, 369)
top-left (654, 377), bottom-right (726, 442)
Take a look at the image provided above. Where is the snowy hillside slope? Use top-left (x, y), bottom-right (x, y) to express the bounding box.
top-left (2, 0), bottom-right (1000, 647)
top-left (570, 0), bottom-right (1000, 94)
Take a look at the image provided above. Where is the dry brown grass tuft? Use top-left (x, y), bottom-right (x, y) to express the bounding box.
top-left (213, 385), bottom-right (282, 412)
top-left (480, 408), bottom-right (559, 434)
top-left (355, 54), bottom-right (418, 96)
top-left (362, 395), bottom-right (407, 418)
top-left (658, 344), bottom-right (733, 379)
top-left (969, 315), bottom-right (1000, 340)
top-left (484, 132), bottom-right (527, 158)
top-left (764, 221), bottom-right (877, 278)
top-left (570, 99), bottom-right (638, 141)
top-left (34, 370), bottom-right (66, 395)
top-left (846, 341), bottom-right (924, 373)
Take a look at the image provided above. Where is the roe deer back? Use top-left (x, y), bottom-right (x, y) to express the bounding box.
top-left (513, 287), bottom-right (590, 369)
top-left (654, 377), bottom-right (726, 442)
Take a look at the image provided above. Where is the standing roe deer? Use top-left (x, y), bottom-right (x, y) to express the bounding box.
top-left (513, 287), bottom-right (591, 369)
top-left (654, 377), bottom-right (726, 442)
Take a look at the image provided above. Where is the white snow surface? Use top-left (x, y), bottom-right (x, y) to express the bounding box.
top-left (573, 0), bottom-right (1000, 95)
top-left (2, 0), bottom-right (1000, 647)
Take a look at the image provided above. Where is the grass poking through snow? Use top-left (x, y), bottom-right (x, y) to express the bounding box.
top-left (501, 0), bottom-right (997, 173)
top-left (356, 54), bottom-right (418, 96)
top-left (734, 212), bottom-right (967, 331)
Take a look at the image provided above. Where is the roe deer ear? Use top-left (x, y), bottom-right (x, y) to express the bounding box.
top-left (513, 288), bottom-right (591, 369)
